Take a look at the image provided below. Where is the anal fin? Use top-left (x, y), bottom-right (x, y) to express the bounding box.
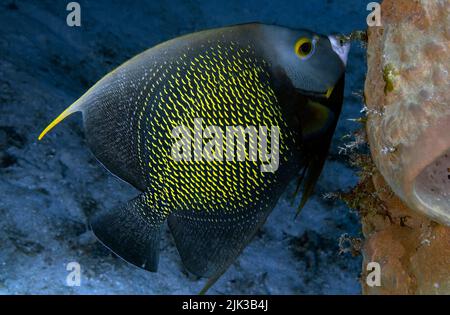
top-left (90, 192), bottom-right (167, 272)
top-left (168, 210), bottom-right (268, 293)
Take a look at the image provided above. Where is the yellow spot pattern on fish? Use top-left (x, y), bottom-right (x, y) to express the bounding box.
top-left (133, 41), bottom-right (294, 217)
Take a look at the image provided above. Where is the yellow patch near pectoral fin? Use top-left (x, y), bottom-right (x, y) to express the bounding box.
top-left (325, 86), bottom-right (334, 99)
top-left (38, 102), bottom-right (80, 140)
top-left (300, 100), bottom-right (333, 138)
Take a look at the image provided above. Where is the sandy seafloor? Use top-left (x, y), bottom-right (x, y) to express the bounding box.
top-left (0, 0), bottom-right (368, 294)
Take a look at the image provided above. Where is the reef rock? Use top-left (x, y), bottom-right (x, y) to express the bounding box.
top-left (365, 0), bottom-right (450, 225)
top-left (362, 0), bottom-right (450, 294)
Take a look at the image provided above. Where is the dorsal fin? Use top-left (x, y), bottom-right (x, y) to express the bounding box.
top-left (38, 100), bottom-right (82, 140)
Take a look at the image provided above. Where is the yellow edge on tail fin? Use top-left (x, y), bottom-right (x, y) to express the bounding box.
top-left (38, 103), bottom-right (80, 140)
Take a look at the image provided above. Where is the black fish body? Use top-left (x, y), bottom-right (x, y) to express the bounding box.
top-left (39, 23), bottom-right (349, 291)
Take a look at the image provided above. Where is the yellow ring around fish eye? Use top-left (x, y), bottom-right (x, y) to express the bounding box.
top-left (295, 37), bottom-right (315, 60)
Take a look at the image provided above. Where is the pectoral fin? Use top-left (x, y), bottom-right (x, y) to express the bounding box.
top-left (295, 75), bottom-right (345, 215)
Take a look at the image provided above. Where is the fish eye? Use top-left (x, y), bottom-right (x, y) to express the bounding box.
top-left (294, 37), bottom-right (317, 60)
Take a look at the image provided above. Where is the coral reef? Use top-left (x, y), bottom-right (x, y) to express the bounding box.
top-left (343, 154), bottom-right (450, 294)
top-left (360, 0), bottom-right (450, 294)
top-left (365, 0), bottom-right (450, 224)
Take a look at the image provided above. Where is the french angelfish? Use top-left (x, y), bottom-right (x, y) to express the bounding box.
top-left (39, 23), bottom-right (350, 292)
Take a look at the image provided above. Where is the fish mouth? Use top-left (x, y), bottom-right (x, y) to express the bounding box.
top-left (328, 35), bottom-right (351, 66)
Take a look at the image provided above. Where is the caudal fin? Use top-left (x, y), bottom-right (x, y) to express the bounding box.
top-left (38, 100), bottom-right (82, 140)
